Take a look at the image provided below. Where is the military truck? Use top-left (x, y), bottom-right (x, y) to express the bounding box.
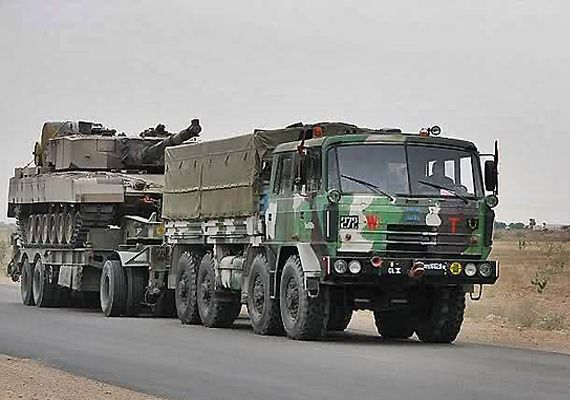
top-left (119, 121), bottom-right (497, 342)
top-left (7, 118), bottom-right (201, 315)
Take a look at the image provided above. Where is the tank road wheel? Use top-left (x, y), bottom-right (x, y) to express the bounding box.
top-left (56, 213), bottom-right (66, 244)
top-left (32, 257), bottom-right (56, 307)
top-left (63, 210), bottom-right (76, 245)
top-left (279, 255), bottom-right (327, 340)
top-left (326, 302), bottom-right (353, 332)
top-left (374, 310), bottom-right (414, 339)
top-left (100, 260), bottom-right (127, 317)
top-left (247, 254), bottom-right (284, 335)
top-left (34, 215), bottom-right (43, 244)
top-left (124, 268), bottom-right (147, 316)
top-left (41, 214), bottom-right (50, 244)
top-left (415, 286), bottom-right (466, 343)
top-left (196, 254), bottom-right (241, 328)
top-left (47, 213), bottom-right (58, 244)
top-left (20, 257), bottom-right (35, 306)
top-left (175, 252), bottom-right (202, 325)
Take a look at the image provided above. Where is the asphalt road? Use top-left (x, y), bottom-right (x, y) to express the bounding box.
top-left (1, 284), bottom-right (569, 400)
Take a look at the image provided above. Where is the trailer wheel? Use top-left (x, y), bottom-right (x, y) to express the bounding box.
top-left (125, 268), bottom-right (147, 316)
top-left (197, 254), bottom-right (241, 328)
top-left (247, 254), bottom-right (284, 335)
top-left (327, 303), bottom-right (353, 332)
top-left (20, 257), bottom-right (35, 306)
top-left (374, 310), bottom-right (414, 339)
top-left (279, 255), bottom-right (327, 340)
top-left (100, 260), bottom-right (127, 317)
top-left (152, 289), bottom-right (177, 318)
top-left (32, 258), bottom-right (55, 307)
top-left (175, 252), bottom-right (201, 324)
top-left (415, 286), bottom-right (466, 343)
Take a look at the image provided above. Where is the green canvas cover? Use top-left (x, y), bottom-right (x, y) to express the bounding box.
top-left (162, 122), bottom-right (362, 220)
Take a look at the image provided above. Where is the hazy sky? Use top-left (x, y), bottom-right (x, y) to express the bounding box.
top-left (1, 0), bottom-right (569, 224)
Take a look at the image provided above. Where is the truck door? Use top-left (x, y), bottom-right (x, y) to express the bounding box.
top-left (291, 149), bottom-right (322, 242)
top-left (265, 152), bottom-right (295, 243)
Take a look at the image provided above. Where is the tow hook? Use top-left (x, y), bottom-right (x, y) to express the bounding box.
top-left (409, 261), bottom-right (425, 279)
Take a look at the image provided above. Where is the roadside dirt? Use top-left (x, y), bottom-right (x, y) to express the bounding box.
top-left (0, 355), bottom-right (163, 400)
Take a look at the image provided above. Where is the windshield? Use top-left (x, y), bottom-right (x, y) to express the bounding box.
top-left (327, 143), bottom-right (483, 198)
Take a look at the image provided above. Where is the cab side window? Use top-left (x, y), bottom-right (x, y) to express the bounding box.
top-left (293, 149), bottom-right (322, 193)
top-left (273, 152), bottom-right (294, 196)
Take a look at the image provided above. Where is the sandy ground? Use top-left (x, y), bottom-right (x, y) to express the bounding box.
top-left (0, 355), bottom-right (162, 400)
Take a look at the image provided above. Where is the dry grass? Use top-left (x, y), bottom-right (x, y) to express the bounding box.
top-left (466, 231), bottom-right (570, 332)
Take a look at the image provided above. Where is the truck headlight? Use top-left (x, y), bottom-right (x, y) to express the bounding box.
top-left (348, 260), bottom-right (362, 274)
top-left (465, 263), bottom-right (477, 277)
top-left (479, 263), bottom-right (493, 278)
top-left (334, 259), bottom-right (348, 274)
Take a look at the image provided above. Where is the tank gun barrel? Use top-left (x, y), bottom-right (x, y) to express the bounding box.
top-left (140, 119), bottom-right (201, 162)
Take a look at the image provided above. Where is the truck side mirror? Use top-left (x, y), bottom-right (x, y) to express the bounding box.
top-left (484, 160), bottom-right (498, 192)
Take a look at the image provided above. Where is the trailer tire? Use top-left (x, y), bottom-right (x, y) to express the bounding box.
top-left (327, 303), bottom-right (353, 332)
top-left (100, 260), bottom-right (127, 317)
top-left (175, 252), bottom-right (201, 325)
top-left (32, 258), bottom-right (56, 307)
top-left (374, 310), bottom-right (414, 339)
top-left (197, 254), bottom-right (241, 328)
top-left (20, 257), bottom-right (35, 306)
top-left (247, 254), bottom-right (284, 335)
top-left (279, 255), bottom-right (327, 340)
top-left (125, 268), bottom-right (147, 316)
top-left (415, 286), bottom-right (466, 343)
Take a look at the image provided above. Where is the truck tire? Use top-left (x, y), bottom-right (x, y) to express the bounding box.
top-left (197, 254), bottom-right (241, 328)
top-left (415, 286), bottom-right (466, 343)
top-left (247, 254), bottom-right (284, 335)
top-left (374, 310), bottom-right (414, 339)
top-left (279, 255), bottom-right (327, 340)
top-left (32, 258), bottom-right (55, 307)
top-left (20, 257), bottom-right (35, 306)
top-left (125, 267), bottom-right (147, 316)
top-left (175, 252), bottom-right (201, 325)
top-left (151, 289), bottom-right (177, 318)
top-left (100, 260), bottom-right (127, 317)
top-left (327, 303), bottom-right (352, 332)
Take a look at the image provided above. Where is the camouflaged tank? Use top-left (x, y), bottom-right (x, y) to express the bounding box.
top-left (161, 122), bottom-right (500, 343)
top-left (6, 119), bottom-right (201, 309)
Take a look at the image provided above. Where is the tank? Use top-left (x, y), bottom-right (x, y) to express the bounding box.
top-left (7, 119), bottom-right (201, 248)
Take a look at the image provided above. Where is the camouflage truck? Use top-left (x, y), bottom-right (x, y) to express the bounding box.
top-left (6, 118), bottom-right (201, 315)
top-left (137, 122), bottom-right (499, 342)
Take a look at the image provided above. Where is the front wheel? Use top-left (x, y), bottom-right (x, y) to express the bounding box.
top-left (247, 254), bottom-right (284, 335)
top-left (279, 255), bottom-right (327, 340)
top-left (415, 286), bottom-right (466, 343)
top-left (100, 260), bottom-right (127, 317)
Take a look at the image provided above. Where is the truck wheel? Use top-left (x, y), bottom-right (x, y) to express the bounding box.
top-left (247, 254), bottom-right (284, 335)
top-left (152, 289), bottom-right (177, 318)
top-left (100, 260), bottom-right (127, 317)
top-left (32, 258), bottom-right (55, 307)
top-left (175, 252), bottom-right (201, 324)
top-left (20, 257), bottom-right (35, 306)
top-left (415, 286), bottom-right (466, 343)
top-left (374, 310), bottom-right (414, 339)
top-left (327, 303), bottom-right (352, 332)
top-left (125, 268), bottom-right (147, 316)
top-left (197, 254), bottom-right (241, 328)
top-left (279, 255), bottom-right (327, 340)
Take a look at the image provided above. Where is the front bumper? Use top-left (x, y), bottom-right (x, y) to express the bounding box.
top-left (325, 257), bottom-right (499, 285)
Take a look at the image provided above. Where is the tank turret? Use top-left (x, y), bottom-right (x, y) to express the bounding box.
top-left (35, 119), bottom-right (201, 172)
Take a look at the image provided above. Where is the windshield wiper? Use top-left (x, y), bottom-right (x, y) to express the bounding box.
top-left (417, 179), bottom-right (469, 203)
top-left (340, 174), bottom-right (396, 202)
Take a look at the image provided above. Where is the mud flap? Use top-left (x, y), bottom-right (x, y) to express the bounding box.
top-left (296, 243), bottom-right (322, 297)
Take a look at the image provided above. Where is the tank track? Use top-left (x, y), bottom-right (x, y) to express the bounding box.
top-left (17, 204), bottom-right (116, 248)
